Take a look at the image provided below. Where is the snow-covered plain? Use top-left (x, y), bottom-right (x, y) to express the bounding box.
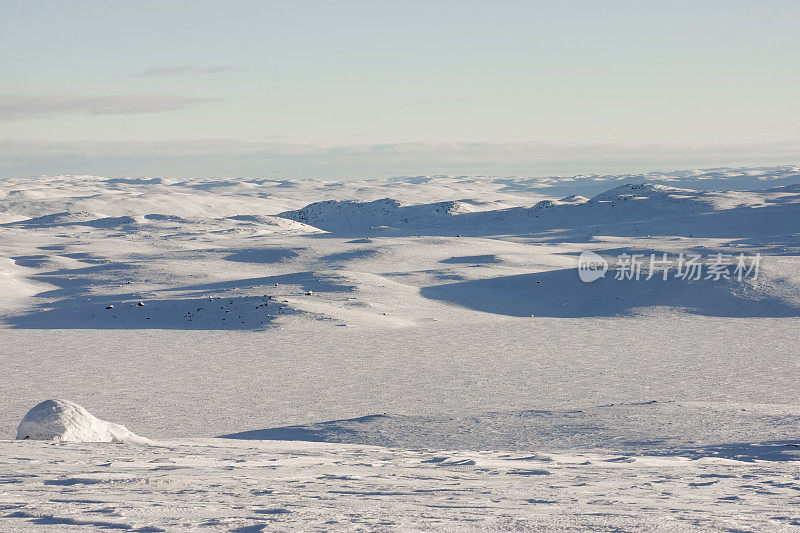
top-left (1, 166), bottom-right (800, 530)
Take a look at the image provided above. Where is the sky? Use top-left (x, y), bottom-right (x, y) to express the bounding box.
top-left (1, 0), bottom-right (798, 179)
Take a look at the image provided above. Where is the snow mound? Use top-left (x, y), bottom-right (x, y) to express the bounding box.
top-left (16, 399), bottom-right (151, 444)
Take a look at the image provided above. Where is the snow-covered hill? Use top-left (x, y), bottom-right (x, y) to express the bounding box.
top-left (279, 181), bottom-right (800, 244)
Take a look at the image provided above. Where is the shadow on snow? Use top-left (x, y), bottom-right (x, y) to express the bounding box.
top-left (419, 268), bottom-right (800, 318)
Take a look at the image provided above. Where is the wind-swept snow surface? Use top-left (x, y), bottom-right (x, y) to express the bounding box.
top-left (1, 166), bottom-right (800, 530)
top-left (4, 438), bottom-right (800, 531)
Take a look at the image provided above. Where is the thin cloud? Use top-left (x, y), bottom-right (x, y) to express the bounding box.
top-left (0, 139), bottom-right (797, 179)
top-left (0, 93), bottom-right (220, 121)
top-left (2, 139), bottom-right (799, 159)
top-left (137, 65), bottom-right (245, 77)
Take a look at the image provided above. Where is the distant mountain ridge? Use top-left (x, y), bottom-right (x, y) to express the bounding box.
top-left (279, 181), bottom-right (800, 237)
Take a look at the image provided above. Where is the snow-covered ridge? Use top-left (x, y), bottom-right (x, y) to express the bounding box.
top-left (380, 165), bottom-right (800, 192)
top-left (280, 198), bottom-right (478, 231)
top-left (279, 181), bottom-right (800, 234)
top-left (2, 211), bottom-right (324, 233)
top-left (2, 165), bottom-right (798, 220)
top-left (590, 182), bottom-right (708, 202)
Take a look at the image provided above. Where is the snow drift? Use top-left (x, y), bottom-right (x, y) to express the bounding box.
top-left (16, 399), bottom-right (150, 444)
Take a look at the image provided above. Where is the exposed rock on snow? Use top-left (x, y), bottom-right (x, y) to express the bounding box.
top-left (16, 399), bottom-right (150, 444)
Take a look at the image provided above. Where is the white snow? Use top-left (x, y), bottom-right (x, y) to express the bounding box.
top-left (1, 166), bottom-right (800, 530)
top-left (2, 437), bottom-right (799, 531)
top-left (16, 399), bottom-right (150, 444)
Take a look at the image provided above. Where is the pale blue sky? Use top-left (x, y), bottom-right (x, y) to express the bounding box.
top-left (1, 0), bottom-right (798, 178)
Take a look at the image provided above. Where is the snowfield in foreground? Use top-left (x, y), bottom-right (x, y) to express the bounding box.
top-left (7, 400), bottom-right (797, 531)
top-left (3, 437), bottom-right (800, 532)
top-left (1, 166), bottom-right (800, 530)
